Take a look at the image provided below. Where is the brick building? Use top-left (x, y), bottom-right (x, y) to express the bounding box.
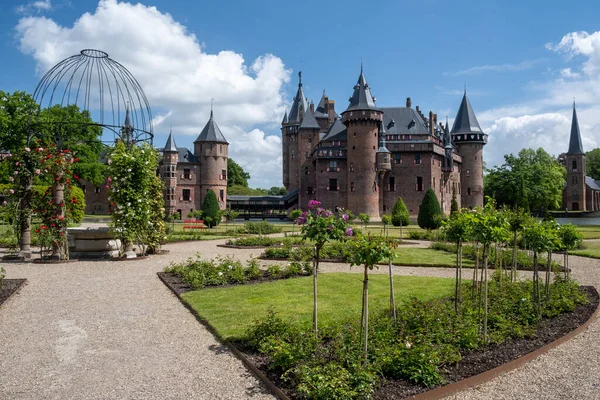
top-left (282, 68), bottom-right (487, 219)
top-left (82, 109), bottom-right (229, 217)
top-left (562, 103), bottom-right (600, 211)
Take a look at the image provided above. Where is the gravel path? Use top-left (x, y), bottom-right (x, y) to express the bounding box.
top-left (2, 237), bottom-right (600, 399)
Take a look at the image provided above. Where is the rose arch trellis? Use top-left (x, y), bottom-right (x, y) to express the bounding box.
top-left (16, 49), bottom-right (154, 259)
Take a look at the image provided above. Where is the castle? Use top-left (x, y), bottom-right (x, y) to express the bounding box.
top-left (82, 109), bottom-right (229, 218)
top-left (282, 68), bottom-right (487, 219)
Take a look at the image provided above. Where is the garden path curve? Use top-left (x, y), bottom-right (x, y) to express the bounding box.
top-left (2, 237), bottom-right (600, 399)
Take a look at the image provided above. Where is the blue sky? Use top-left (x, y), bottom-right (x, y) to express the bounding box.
top-left (1, 0), bottom-right (600, 188)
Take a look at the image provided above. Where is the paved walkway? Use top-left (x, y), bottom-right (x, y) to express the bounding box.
top-left (1, 238), bottom-right (600, 399)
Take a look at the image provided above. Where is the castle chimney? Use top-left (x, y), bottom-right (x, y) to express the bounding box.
top-left (416, 105), bottom-right (420, 113)
top-left (429, 111), bottom-right (434, 134)
top-left (310, 103), bottom-right (315, 113)
top-left (328, 100), bottom-right (335, 123)
top-left (406, 97), bottom-right (412, 108)
top-left (433, 113), bottom-right (438, 127)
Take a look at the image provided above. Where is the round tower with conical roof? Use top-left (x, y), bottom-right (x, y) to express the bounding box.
top-left (282, 72), bottom-right (308, 192)
top-left (451, 90), bottom-right (487, 209)
top-left (341, 67), bottom-right (383, 219)
top-left (162, 130), bottom-right (178, 216)
top-left (194, 107), bottom-right (229, 210)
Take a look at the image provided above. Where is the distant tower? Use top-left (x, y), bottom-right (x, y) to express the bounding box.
top-left (282, 72), bottom-right (308, 192)
top-left (163, 130), bottom-right (178, 216)
top-left (441, 120), bottom-right (455, 213)
top-left (451, 90), bottom-right (487, 209)
top-left (298, 106), bottom-right (320, 207)
top-left (194, 106), bottom-right (229, 210)
top-left (565, 102), bottom-right (586, 211)
top-left (341, 67), bottom-right (383, 219)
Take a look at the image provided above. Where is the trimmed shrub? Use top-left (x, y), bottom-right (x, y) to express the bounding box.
top-left (201, 190), bottom-right (221, 228)
top-left (391, 197), bottom-right (410, 227)
top-left (418, 189), bottom-right (442, 230)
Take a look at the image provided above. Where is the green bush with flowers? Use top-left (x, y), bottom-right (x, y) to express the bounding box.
top-left (107, 141), bottom-right (167, 255)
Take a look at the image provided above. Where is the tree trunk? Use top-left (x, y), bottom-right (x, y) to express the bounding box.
top-left (533, 251), bottom-right (541, 317)
top-left (499, 247), bottom-right (504, 287)
top-left (455, 241), bottom-right (462, 312)
top-left (362, 265), bottom-right (369, 365)
top-left (312, 245), bottom-right (320, 335)
top-left (472, 243), bottom-right (480, 296)
top-left (388, 258), bottom-right (396, 320)
top-left (483, 244), bottom-right (489, 342)
top-left (566, 251), bottom-right (570, 280)
top-left (512, 232), bottom-right (518, 282)
top-left (546, 250), bottom-right (552, 297)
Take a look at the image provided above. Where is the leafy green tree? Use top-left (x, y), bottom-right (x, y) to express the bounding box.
top-left (349, 235), bottom-right (395, 364)
top-left (267, 186), bottom-right (287, 195)
top-left (227, 185), bottom-right (267, 195)
top-left (227, 158), bottom-right (250, 187)
top-left (187, 210), bottom-right (203, 220)
top-left (522, 219), bottom-right (556, 316)
top-left (0, 91), bottom-right (39, 172)
top-left (222, 209), bottom-right (239, 232)
top-left (146, 176), bottom-right (168, 253)
top-left (358, 213), bottom-right (370, 231)
top-left (381, 214), bottom-right (391, 238)
top-left (557, 224), bottom-right (582, 280)
top-left (201, 190), bottom-right (221, 228)
top-left (391, 198), bottom-right (410, 227)
top-left (418, 189), bottom-right (442, 230)
top-left (586, 148), bottom-right (600, 180)
top-left (442, 211), bottom-right (473, 311)
top-left (289, 209), bottom-right (303, 235)
top-left (484, 148), bottom-right (565, 212)
top-left (450, 187), bottom-right (459, 216)
top-left (505, 208), bottom-right (530, 281)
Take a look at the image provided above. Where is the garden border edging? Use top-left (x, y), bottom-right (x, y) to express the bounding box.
top-left (156, 272), bottom-right (290, 400)
top-left (409, 287), bottom-right (600, 400)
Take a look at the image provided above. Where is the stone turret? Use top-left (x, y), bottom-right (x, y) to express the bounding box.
top-left (194, 107), bottom-right (229, 210)
top-left (282, 72), bottom-right (308, 192)
top-left (162, 130), bottom-right (178, 216)
top-left (341, 66), bottom-right (383, 219)
top-left (565, 102), bottom-right (586, 211)
top-left (376, 121), bottom-right (391, 172)
top-left (451, 89), bottom-right (487, 209)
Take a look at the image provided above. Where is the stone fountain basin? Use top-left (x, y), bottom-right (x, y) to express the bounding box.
top-left (67, 226), bottom-right (121, 259)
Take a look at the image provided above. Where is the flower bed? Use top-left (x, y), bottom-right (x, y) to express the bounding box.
top-left (222, 236), bottom-right (304, 248)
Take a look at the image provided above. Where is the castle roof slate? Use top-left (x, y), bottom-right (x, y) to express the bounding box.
top-left (344, 68), bottom-right (379, 113)
top-left (163, 131), bottom-right (177, 152)
top-left (194, 110), bottom-right (228, 144)
top-left (321, 118), bottom-right (347, 142)
top-left (451, 92), bottom-right (483, 134)
top-left (288, 72), bottom-right (309, 124)
top-left (177, 147), bottom-right (198, 163)
top-left (299, 108), bottom-right (320, 129)
top-left (380, 107), bottom-right (429, 135)
top-left (567, 103), bottom-right (584, 155)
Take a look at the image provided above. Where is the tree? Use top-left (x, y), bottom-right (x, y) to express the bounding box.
top-left (391, 197), bottom-right (410, 227)
top-left (222, 209), bottom-right (239, 232)
top-left (522, 219), bottom-right (556, 316)
top-left (586, 148), bottom-right (600, 180)
top-left (484, 148), bottom-right (565, 213)
top-left (418, 188), bottom-right (442, 230)
top-left (187, 210), bottom-right (203, 220)
top-left (267, 186), bottom-right (287, 195)
top-left (442, 211), bottom-right (473, 311)
top-left (505, 208), bottom-right (530, 281)
top-left (201, 190), bottom-right (221, 228)
top-left (227, 158), bottom-right (250, 187)
top-left (289, 209), bottom-right (303, 235)
top-left (381, 214), bottom-right (391, 238)
top-left (450, 187), bottom-right (459, 215)
top-left (358, 213), bottom-right (370, 231)
top-left (557, 224), bottom-right (582, 280)
top-left (349, 235), bottom-right (395, 364)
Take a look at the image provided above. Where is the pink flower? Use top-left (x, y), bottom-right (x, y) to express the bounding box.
top-left (105, 185), bottom-right (109, 189)
top-left (9, 177), bottom-right (13, 182)
top-left (25, 147), bottom-right (30, 152)
top-left (107, 177), bottom-right (112, 183)
top-left (35, 169), bottom-right (41, 175)
top-left (307, 200), bottom-right (321, 209)
top-left (9, 189), bottom-right (14, 194)
top-left (13, 171), bottom-right (18, 175)
top-left (342, 214), bottom-right (349, 222)
top-left (346, 227), bottom-right (353, 236)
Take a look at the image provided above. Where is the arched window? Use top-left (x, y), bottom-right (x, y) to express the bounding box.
top-left (572, 160), bottom-right (578, 172)
top-left (572, 191), bottom-right (579, 201)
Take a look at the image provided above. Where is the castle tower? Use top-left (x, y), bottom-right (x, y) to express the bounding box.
top-left (376, 122), bottom-right (391, 216)
top-left (298, 107), bottom-right (320, 207)
top-left (194, 107), bottom-right (229, 210)
top-left (341, 67), bottom-right (383, 219)
top-left (162, 130), bottom-right (178, 216)
top-left (282, 72), bottom-right (308, 192)
top-left (565, 102), bottom-right (586, 211)
top-left (441, 120), bottom-right (455, 214)
top-left (451, 90), bottom-right (487, 209)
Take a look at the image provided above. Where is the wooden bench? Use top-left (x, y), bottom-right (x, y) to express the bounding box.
top-left (182, 219), bottom-right (207, 230)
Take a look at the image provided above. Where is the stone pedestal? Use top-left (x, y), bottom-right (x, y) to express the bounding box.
top-left (67, 227), bottom-right (121, 259)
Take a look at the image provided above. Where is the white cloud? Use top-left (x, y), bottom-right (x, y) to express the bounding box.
top-left (15, 0), bottom-right (52, 14)
top-left (445, 59), bottom-right (544, 76)
top-left (14, 0), bottom-right (290, 188)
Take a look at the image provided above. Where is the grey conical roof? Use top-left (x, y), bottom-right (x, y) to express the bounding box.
top-left (315, 91), bottom-right (328, 118)
top-left (443, 120), bottom-right (453, 150)
top-left (299, 107), bottom-right (320, 129)
top-left (377, 122), bottom-right (390, 153)
top-left (345, 67), bottom-right (379, 112)
top-left (281, 110), bottom-right (288, 124)
top-left (567, 103), bottom-right (584, 155)
top-left (288, 72), bottom-right (309, 124)
top-left (164, 130), bottom-right (177, 152)
top-left (451, 91), bottom-right (483, 134)
top-left (194, 109), bottom-right (228, 144)
top-left (124, 108), bottom-right (132, 128)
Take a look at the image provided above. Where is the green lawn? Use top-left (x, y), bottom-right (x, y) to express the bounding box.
top-left (392, 247), bottom-right (474, 267)
top-left (575, 226), bottom-right (600, 240)
top-left (571, 240), bottom-right (600, 259)
top-left (182, 273), bottom-right (454, 339)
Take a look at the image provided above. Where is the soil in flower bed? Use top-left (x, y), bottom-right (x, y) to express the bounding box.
top-left (373, 285), bottom-right (599, 399)
top-left (157, 270), bottom-right (310, 295)
top-left (0, 279), bottom-right (27, 307)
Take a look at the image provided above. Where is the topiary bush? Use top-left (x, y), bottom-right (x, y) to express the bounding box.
top-left (201, 190), bottom-right (221, 228)
top-left (417, 188), bottom-right (442, 230)
top-left (391, 197), bottom-right (410, 227)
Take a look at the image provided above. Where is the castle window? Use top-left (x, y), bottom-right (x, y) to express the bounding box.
top-left (349, 163), bottom-right (354, 172)
top-left (82, 186), bottom-right (87, 194)
top-left (573, 176), bottom-right (578, 185)
top-left (305, 151), bottom-right (309, 159)
top-left (170, 188), bottom-right (175, 201)
top-left (184, 168), bottom-right (191, 179)
top-left (328, 160), bottom-right (338, 172)
top-left (352, 146), bottom-right (356, 150)
top-left (307, 186), bottom-right (314, 194)
top-left (183, 189), bottom-right (191, 202)
top-left (221, 169), bottom-right (227, 180)
top-left (572, 191), bottom-right (579, 201)
top-left (433, 177), bottom-right (436, 190)
top-left (291, 150), bottom-right (295, 159)
top-left (414, 153), bottom-right (421, 165)
top-left (388, 177), bottom-right (396, 192)
top-left (328, 179), bottom-right (339, 191)
top-left (468, 188), bottom-right (471, 196)
top-left (416, 177), bottom-right (423, 192)
top-left (353, 132), bottom-right (357, 137)
top-left (395, 153), bottom-right (401, 164)
top-left (219, 189), bottom-right (224, 202)
top-left (95, 186), bottom-right (100, 194)
top-left (572, 160), bottom-right (578, 172)
top-left (305, 167), bottom-right (310, 175)
top-left (466, 169), bottom-right (470, 177)
top-left (350, 182), bottom-right (355, 192)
